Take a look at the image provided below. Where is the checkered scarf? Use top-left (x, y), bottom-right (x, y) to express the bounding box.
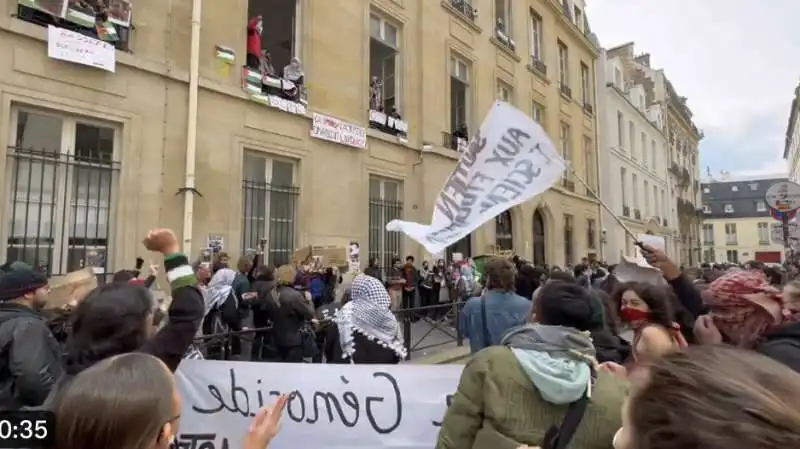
top-left (334, 275), bottom-right (407, 361)
top-left (705, 269), bottom-right (784, 348)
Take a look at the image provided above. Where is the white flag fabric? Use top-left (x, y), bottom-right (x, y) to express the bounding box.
top-left (387, 101), bottom-right (566, 255)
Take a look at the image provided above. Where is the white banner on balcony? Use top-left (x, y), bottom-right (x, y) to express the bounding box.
top-left (47, 25), bottom-right (116, 72)
top-left (386, 101), bottom-right (565, 255)
top-left (311, 113), bottom-right (367, 149)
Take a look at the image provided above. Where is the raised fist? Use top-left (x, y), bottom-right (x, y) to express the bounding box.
top-left (142, 229), bottom-right (179, 254)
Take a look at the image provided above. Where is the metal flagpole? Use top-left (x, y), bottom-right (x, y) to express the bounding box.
top-left (566, 166), bottom-right (644, 246)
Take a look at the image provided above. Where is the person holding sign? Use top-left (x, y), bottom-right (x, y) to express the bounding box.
top-left (36, 229), bottom-right (205, 407)
top-left (52, 352), bottom-right (289, 449)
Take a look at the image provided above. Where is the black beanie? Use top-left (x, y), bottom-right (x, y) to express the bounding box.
top-left (0, 263), bottom-right (48, 302)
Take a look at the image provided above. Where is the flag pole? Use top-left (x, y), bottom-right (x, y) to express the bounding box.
top-left (566, 166), bottom-right (641, 244)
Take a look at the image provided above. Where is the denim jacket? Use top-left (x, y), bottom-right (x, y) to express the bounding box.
top-left (460, 290), bottom-right (532, 354)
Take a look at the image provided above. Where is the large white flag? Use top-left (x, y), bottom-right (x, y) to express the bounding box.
top-left (387, 101), bottom-right (566, 255)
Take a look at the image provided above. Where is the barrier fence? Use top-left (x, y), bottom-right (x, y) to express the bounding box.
top-left (193, 302), bottom-right (466, 362)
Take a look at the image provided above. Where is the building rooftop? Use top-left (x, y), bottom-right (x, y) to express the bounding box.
top-left (701, 172), bottom-right (788, 184)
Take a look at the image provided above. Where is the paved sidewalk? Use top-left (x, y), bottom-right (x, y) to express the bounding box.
top-left (407, 345), bottom-right (470, 364)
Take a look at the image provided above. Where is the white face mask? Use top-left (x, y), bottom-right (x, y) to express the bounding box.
top-left (256, 22), bottom-right (263, 34)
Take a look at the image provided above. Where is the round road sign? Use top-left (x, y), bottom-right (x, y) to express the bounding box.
top-left (765, 181), bottom-right (800, 213)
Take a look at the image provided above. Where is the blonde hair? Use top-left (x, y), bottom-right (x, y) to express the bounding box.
top-left (276, 265), bottom-right (296, 286)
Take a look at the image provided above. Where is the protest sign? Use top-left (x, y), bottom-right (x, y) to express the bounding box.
top-left (175, 360), bottom-right (463, 449)
top-left (386, 101), bottom-right (565, 255)
top-left (46, 267), bottom-right (97, 309)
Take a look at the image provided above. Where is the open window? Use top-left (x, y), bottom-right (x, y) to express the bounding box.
top-left (368, 13), bottom-right (407, 140)
top-left (242, 0), bottom-right (307, 113)
top-left (16, 0), bottom-right (133, 50)
top-left (444, 55), bottom-right (470, 152)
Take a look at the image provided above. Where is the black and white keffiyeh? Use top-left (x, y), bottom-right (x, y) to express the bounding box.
top-left (334, 275), bottom-right (407, 361)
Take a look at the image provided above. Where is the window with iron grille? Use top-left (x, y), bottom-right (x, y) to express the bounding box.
top-left (4, 108), bottom-right (120, 277)
top-left (564, 214), bottom-right (574, 264)
top-left (495, 210), bottom-right (513, 251)
top-left (369, 177), bottom-right (403, 271)
top-left (587, 218), bottom-right (596, 250)
top-left (241, 151), bottom-right (298, 266)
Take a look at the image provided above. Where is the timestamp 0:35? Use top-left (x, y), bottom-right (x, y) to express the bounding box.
top-left (0, 411), bottom-right (55, 448)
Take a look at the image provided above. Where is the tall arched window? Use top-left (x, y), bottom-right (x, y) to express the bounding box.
top-left (495, 211), bottom-right (513, 251)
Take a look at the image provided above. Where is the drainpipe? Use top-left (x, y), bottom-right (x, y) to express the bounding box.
top-left (181, 0), bottom-right (202, 256)
top-left (592, 54), bottom-right (604, 261)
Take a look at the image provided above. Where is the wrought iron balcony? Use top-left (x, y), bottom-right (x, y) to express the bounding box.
top-left (449, 0), bottom-right (476, 21)
top-left (634, 209), bottom-right (642, 220)
top-left (559, 83), bottom-right (572, 99)
top-left (583, 102), bottom-right (594, 115)
top-left (623, 205), bottom-right (631, 217)
top-left (561, 178), bottom-right (576, 192)
top-left (529, 57), bottom-right (547, 76)
top-left (441, 131), bottom-right (469, 153)
top-left (726, 239), bottom-right (738, 246)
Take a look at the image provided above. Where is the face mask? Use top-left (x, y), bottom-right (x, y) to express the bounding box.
top-left (619, 307), bottom-right (650, 324)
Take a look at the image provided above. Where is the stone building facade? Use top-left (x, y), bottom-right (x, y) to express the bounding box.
top-left (0, 0), bottom-right (603, 275)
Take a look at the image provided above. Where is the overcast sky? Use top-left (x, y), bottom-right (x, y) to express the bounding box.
top-left (586, 0), bottom-right (799, 178)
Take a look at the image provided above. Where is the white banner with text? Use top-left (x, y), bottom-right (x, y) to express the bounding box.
top-left (311, 113), bottom-right (367, 149)
top-left (175, 360), bottom-right (464, 449)
top-left (386, 101), bottom-right (565, 255)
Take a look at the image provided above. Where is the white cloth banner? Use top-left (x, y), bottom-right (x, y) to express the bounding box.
top-left (175, 360), bottom-right (464, 449)
top-left (47, 25), bottom-right (116, 72)
top-left (386, 101), bottom-right (565, 254)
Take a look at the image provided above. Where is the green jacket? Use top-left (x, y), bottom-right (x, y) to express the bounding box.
top-left (436, 346), bottom-right (627, 449)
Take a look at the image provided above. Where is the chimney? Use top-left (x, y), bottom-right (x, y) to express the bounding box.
top-left (635, 53), bottom-right (651, 67)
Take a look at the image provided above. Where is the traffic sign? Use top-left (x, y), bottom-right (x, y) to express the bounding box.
top-left (765, 181), bottom-right (800, 212)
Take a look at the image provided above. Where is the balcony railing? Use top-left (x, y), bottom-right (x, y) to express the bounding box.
top-left (448, 0), bottom-right (476, 21)
top-left (759, 239), bottom-right (770, 246)
top-left (583, 102), bottom-right (594, 115)
top-left (704, 240), bottom-right (715, 246)
top-left (726, 238), bottom-right (738, 246)
top-left (529, 57), bottom-right (547, 76)
top-left (559, 83), bottom-right (572, 99)
top-left (623, 205), bottom-right (631, 217)
top-left (368, 109), bottom-right (409, 141)
top-left (441, 131), bottom-right (469, 153)
top-left (663, 219), bottom-right (668, 227)
top-left (561, 178), bottom-right (576, 192)
top-left (242, 67), bottom-right (308, 116)
top-left (634, 209), bottom-right (642, 220)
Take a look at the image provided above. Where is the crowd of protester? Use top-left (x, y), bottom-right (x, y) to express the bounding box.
top-left (2, 227), bottom-right (800, 449)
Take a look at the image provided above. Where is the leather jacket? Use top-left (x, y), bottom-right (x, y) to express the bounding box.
top-left (0, 303), bottom-right (64, 410)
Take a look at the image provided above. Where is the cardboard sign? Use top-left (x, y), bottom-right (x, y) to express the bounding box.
top-left (46, 267), bottom-right (97, 309)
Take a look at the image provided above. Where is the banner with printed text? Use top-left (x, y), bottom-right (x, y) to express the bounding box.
top-left (386, 101), bottom-right (565, 255)
top-left (175, 360), bottom-right (464, 449)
